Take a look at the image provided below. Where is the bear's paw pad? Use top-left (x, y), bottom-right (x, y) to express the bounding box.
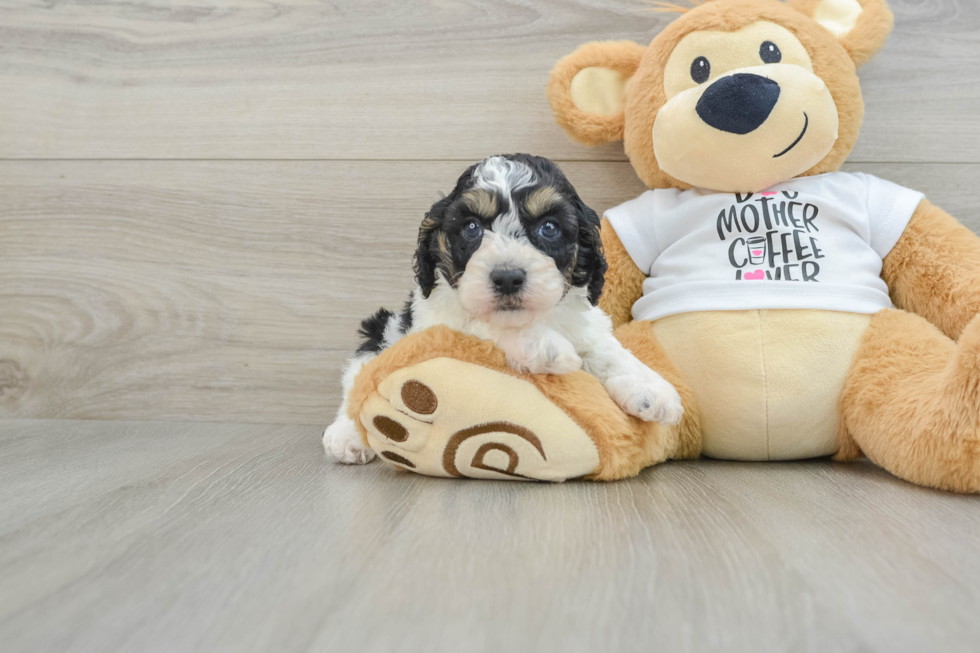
top-left (359, 357), bottom-right (601, 482)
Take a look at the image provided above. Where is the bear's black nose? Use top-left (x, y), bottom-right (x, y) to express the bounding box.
top-left (696, 73), bottom-right (781, 135)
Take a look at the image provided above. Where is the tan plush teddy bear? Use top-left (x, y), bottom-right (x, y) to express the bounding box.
top-left (348, 0), bottom-right (980, 492)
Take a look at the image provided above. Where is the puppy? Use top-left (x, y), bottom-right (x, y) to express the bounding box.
top-left (324, 154), bottom-right (683, 464)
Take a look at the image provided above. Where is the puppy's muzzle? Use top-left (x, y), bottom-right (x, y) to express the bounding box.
top-left (490, 268), bottom-right (526, 296)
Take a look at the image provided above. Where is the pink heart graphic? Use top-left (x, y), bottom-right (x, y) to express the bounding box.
top-left (744, 270), bottom-right (765, 280)
top-left (751, 250), bottom-right (763, 256)
top-left (760, 192), bottom-right (777, 196)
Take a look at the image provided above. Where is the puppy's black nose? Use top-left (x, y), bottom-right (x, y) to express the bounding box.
top-left (696, 73), bottom-right (781, 135)
top-left (490, 268), bottom-right (526, 295)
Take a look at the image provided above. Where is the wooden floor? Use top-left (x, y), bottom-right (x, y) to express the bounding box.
top-left (2, 1), bottom-right (980, 651)
top-left (1, 419), bottom-right (979, 653)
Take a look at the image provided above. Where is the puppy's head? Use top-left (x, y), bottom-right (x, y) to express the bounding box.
top-left (414, 154), bottom-right (605, 328)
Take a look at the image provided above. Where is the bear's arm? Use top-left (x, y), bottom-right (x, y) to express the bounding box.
top-left (882, 199), bottom-right (980, 340)
top-left (598, 216), bottom-right (646, 329)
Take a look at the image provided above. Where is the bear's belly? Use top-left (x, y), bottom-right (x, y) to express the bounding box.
top-left (652, 310), bottom-right (872, 461)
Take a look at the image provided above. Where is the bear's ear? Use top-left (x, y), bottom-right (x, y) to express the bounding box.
top-left (788, 0), bottom-right (894, 66)
top-left (547, 41), bottom-right (647, 146)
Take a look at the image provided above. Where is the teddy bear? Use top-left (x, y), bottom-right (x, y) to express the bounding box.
top-left (345, 0), bottom-right (980, 493)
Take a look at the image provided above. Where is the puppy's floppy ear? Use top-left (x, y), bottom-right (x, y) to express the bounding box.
top-left (788, 0), bottom-right (894, 66)
top-left (414, 199), bottom-right (448, 299)
top-left (547, 41), bottom-right (647, 146)
top-left (415, 163), bottom-right (480, 298)
top-left (571, 199), bottom-right (607, 306)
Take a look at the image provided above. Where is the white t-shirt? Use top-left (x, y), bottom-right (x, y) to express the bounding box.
top-left (604, 172), bottom-right (925, 322)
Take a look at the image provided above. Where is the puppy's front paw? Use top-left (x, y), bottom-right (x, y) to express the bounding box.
top-left (605, 374), bottom-right (684, 425)
top-left (323, 417), bottom-right (376, 465)
top-left (517, 333), bottom-right (582, 375)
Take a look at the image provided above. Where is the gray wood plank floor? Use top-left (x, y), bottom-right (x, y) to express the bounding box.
top-left (1, 419), bottom-right (979, 653)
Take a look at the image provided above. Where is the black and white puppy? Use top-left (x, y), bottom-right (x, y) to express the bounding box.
top-left (324, 154), bottom-right (683, 464)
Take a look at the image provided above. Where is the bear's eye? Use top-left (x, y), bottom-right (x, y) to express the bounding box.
top-left (760, 41), bottom-right (782, 64)
top-left (690, 56), bottom-right (711, 84)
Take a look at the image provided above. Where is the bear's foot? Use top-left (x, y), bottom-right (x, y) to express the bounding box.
top-left (358, 357), bottom-right (601, 481)
top-left (345, 325), bottom-right (701, 482)
top-left (841, 309), bottom-right (980, 493)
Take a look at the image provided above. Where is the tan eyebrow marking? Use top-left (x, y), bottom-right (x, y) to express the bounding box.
top-left (435, 231), bottom-right (456, 280)
top-left (461, 189), bottom-right (498, 218)
top-left (526, 186), bottom-right (561, 217)
top-left (564, 243), bottom-right (580, 285)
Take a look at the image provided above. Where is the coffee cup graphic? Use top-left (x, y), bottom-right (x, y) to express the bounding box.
top-left (747, 237), bottom-right (767, 265)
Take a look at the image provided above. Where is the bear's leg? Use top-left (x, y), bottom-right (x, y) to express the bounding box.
top-left (839, 309), bottom-right (980, 493)
top-left (348, 325), bottom-right (701, 481)
top-left (612, 320), bottom-right (702, 463)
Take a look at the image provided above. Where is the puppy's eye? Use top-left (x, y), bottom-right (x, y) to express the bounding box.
top-left (538, 221), bottom-right (561, 240)
top-left (462, 220), bottom-right (483, 239)
top-left (760, 41), bottom-right (782, 64)
top-left (691, 56), bottom-right (711, 84)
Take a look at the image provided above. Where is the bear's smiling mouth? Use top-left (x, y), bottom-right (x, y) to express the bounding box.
top-left (773, 113), bottom-right (809, 159)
